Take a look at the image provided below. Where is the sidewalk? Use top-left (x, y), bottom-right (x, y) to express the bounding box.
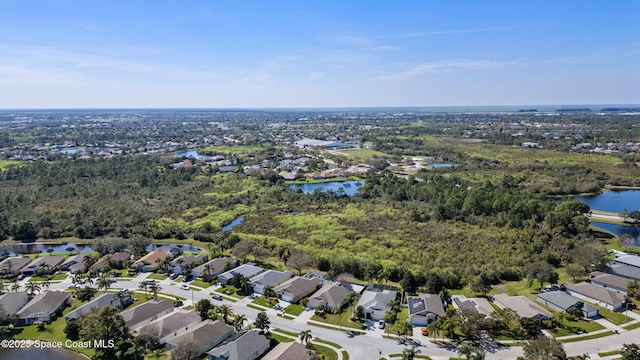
top-left (271, 328), bottom-right (347, 360)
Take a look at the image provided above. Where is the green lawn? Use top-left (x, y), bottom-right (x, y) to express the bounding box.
top-left (310, 343), bottom-right (338, 360)
top-left (284, 303), bottom-right (305, 316)
top-left (547, 317), bottom-right (605, 337)
top-left (311, 312), bottom-right (366, 330)
top-left (190, 279), bottom-right (212, 288)
top-left (29, 273), bottom-right (68, 282)
top-left (623, 321), bottom-right (640, 330)
top-left (267, 332), bottom-right (295, 343)
top-left (253, 296), bottom-right (278, 308)
top-left (594, 305), bottom-right (633, 325)
top-left (560, 330), bottom-right (615, 343)
top-left (146, 273), bottom-right (168, 281)
top-left (214, 285), bottom-right (245, 299)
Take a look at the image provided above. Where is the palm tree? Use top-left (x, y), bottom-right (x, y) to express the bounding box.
top-left (147, 348), bottom-right (165, 360)
top-left (25, 282), bottom-right (41, 298)
top-left (217, 304), bottom-right (233, 324)
top-left (299, 329), bottom-right (312, 345)
top-left (263, 285), bottom-right (275, 300)
top-left (11, 282), bottom-right (20, 293)
top-left (0, 282), bottom-right (5, 295)
top-left (238, 275), bottom-right (251, 295)
top-left (402, 346), bottom-right (421, 360)
top-left (2, 258), bottom-right (13, 274)
top-left (85, 275), bottom-right (94, 288)
top-left (83, 255), bottom-right (97, 271)
top-left (139, 282), bottom-right (148, 297)
top-left (72, 272), bottom-right (83, 286)
top-left (41, 275), bottom-right (51, 290)
top-left (157, 255), bottom-right (173, 274)
top-left (113, 290), bottom-right (129, 310)
top-left (97, 275), bottom-right (111, 292)
top-left (149, 282), bottom-right (161, 300)
top-left (458, 343), bottom-right (474, 360)
top-left (66, 246), bottom-right (75, 256)
top-left (37, 262), bottom-right (50, 276)
top-left (233, 314), bottom-right (247, 331)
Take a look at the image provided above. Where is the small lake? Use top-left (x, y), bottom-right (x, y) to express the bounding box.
top-left (174, 150), bottom-right (214, 161)
top-left (591, 221), bottom-right (640, 246)
top-left (429, 163), bottom-right (456, 168)
top-left (222, 217), bottom-right (244, 232)
top-left (574, 190), bottom-right (640, 213)
top-left (289, 180), bottom-right (364, 196)
top-left (58, 147), bottom-right (86, 154)
top-left (0, 347), bottom-right (85, 360)
top-left (0, 243), bottom-right (201, 256)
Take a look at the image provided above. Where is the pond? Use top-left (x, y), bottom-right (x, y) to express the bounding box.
top-left (0, 347), bottom-right (86, 360)
top-left (174, 150), bottom-right (215, 161)
top-left (574, 190), bottom-right (640, 213)
top-left (0, 243), bottom-right (202, 256)
top-left (58, 147), bottom-right (86, 154)
top-left (591, 221), bottom-right (640, 246)
top-left (289, 180), bottom-right (364, 196)
top-left (222, 217), bottom-right (244, 232)
top-left (429, 163), bottom-right (456, 168)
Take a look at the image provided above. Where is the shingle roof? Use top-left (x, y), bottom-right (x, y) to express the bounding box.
top-left (218, 263), bottom-right (264, 282)
top-left (120, 300), bottom-right (173, 328)
top-left (65, 293), bottom-right (129, 321)
top-left (492, 294), bottom-right (553, 319)
top-left (171, 254), bottom-right (207, 267)
top-left (451, 295), bottom-right (493, 317)
top-left (17, 291), bottom-right (69, 319)
top-left (137, 309), bottom-right (202, 340)
top-left (356, 289), bottom-right (397, 311)
top-left (0, 293), bottom-right (30, 314)
top-left (274, 276), bottom-right (320, 299)
top-left (607, 264), bottom-right (640, 280)
top-left (165, 319), bottom-right (233, 350)
top-left (133, 251), bottom-right (171, 267)
top-left (408, 294), bottom-right (445, 317)
top-left (308, 283), bottom-right (351, 309)
top-left (0, 257), bottom-right (32, 273)
top-left (22, 256), bottom-right (65, 272)
top-left (590, 271), bottom-right (632, 291)
top-left (536, 291), bottom-right (598, 313)
top-left (250, 270), bottom-right (294, 287)
top-left (192, 257), bottom-right (237, 277)
top-left (206, 330), bottom-right (270, 360)
top-left (613, 254), bottom-right (640, 268)
top-left (261, 341), bottom-right (310, 360)
top-left (565, 282), bottom-right (626, 307)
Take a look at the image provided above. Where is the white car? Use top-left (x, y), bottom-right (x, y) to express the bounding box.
top-left (180, 284), bottom-right (190, 290)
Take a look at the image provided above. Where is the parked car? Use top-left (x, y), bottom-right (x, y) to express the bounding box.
top-left (144, 279), bottom-right (155, 285)
top-left (182, 275), bottom-right (193, 282)
top-left (179, 284), bottom-right (190, 290)
top-left (378, 320), bottom-right (386, 329)
top-left (421, 327), bottom-right (428, 336)
top-left (212, 294), bottom-right (222, 301)
top-left (17, 274), bottom-right (26, 280)
top-left (169, 273), bottom-right (179, 280)
top-left (68, 284), bottom-right (78, 289)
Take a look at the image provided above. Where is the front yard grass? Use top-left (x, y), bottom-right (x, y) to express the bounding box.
top-left (214, 285), bottom-right (245, 299)
top-left (190, 279), bottom-right (212, 288)
top-left (560, 330), bottom-right (615, 342)
top-left (146, 273), bottom-right (167, 281)
top-left (253, 296), bottom-right (278, 308)
top-left (29, 273), bottom-right (68, 282)
top-left (594, 305), bottom-right (632, 325)
top-left (284, 303), bottom-right (304, 316)
top-left (311, 312), bottom-right (366, 330)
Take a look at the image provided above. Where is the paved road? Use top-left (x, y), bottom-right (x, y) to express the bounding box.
top-left (44, 275), bottom-right (639, 360)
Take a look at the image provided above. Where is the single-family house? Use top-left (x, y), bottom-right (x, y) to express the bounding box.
top-left (92, 252), bottom-right (132, 271)
top-left (307, 283), bottom-right (351, 310)
top-left (536, 291), bottom-right (599, 318)
top-left (607, 254), bottom-right (640, 280)
top-left (0, 257), bottom-right (32, 275)
top-left (612, 254), bottom-right (640, 268)
top-left (451, 295), bottom-right (494, 318)
top-left (192, 257), bottom-right (238, 280)
top-left (120, 299), bottom-right (174, 329)
top-left (206, 330), bottom-right (270, 360)
top-left (20, 256), bottom-right (65, 275)
top-left (61, 254), bottom-right (89, 273)
top-left (590, 271), bottom-right (631, 293)
top-left (16, 290), bottom-right (70, 325)
top-left (64, 292), bottom-right (132, 322)
top-left (407, 294), bottom-right (445, 326)
top-left (261, 341), bottom-right (312, 360)
top-left (564, 282), bottom-right (626, 311)
top-left (131, 251), bottom-right (171, 273)
top-left (169, 254), bottom-right (208, 275)
top-left (165, 319), bottom-right (233, 355)
top-left (355, 289), bottom-right (397, 321)
top-left (274, 276), bottom-right (321, 303)
top-left (250, 270), bottom-right (294, 295)
top-left (136, 309), bottom-right (202, 344)
top-left (492, 294), bottom-right (553, 323)
top-left (217, 263), bottom-right (264, 285)
top-left (0, 293), bottom-right (30, 315)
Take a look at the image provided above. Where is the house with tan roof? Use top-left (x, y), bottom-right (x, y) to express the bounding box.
top-left (261, 341), bottom-right (312, 360)
top-left (20, 256), bottom-right (65, 275)
top-left (206, 330), bottom-right (270, 360)
top-left (0, 257), bottom-right (32, 275)
top-left (307, 283), bottom-right (351, 310)
top-left (451, 295), bottom-right (494, 318)
top-left (132, 251), bottom-right (171, 273)
top-left (564, 282), bottom-right (627, 311)
top-left (165, 319), bottom-right (233, 355)
top-left (0, 293), bottom-right (30, 315)
top-left (136, 309), bottom-right (202, 344)
top-left (192, 257), bottom-right (238, 281)
top-left (590, 271), bottom-right (631, 294)
top-left (16, 290), bottom-right (70, 325)
top-left (61, 254), bottom-right (89, 274)
top-left (492, 294), bottom-right (553, 322)
top-left (274, 276), bottom-right (321, 303)
top-left (92, 252), bottom-right (132, 271)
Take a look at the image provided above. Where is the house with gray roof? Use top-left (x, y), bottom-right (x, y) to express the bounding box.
top-left (0, 257), bottom-right (32, 275)
top-left (407, 294), bottom-right (445, 326)
top-left (492, 294), bottom-right (553, 322)
top-left (16, 290), bottom-right (70, 325)
top-left (355, 289), bottom-right (397, 321)
top-left (590, 271), bottom-right (631, 293)
top-left (218, 263), bottom-right (264, 285)
top-left (61, 254), bottom-right (89, 274)
top-left (65, 292), bottom-right (132, 322)
top-left (250, 270), bottom-right (294, 295)
top-left (137, 309), bottom-right (202, 344)
top-left (261, 341), bottom-right (312, 360)
top-left (565, 282), bottom-right (626, 311)
top-left (451, 295), bottom-right (494, 318)
top-left (613, 254), bottom-right (640, 268)
top-left (92, 252), bottom-right (132, 271)
top-left (607, 263), bottom-right (640, 281)
top-left (274, 276), bottom-right (321, 303)
top-left (206, 330), bottom-right (270, 360)
top-left (120, 299), bottom-right (174, 329)
top-left (20, 256), bottom-right (65, 275)
top-left (536, 291), bottom-right (599, 318)
top-left (307, 283), bottom-right (352, 310)
top-left (192, 257), bottom-right (238, 280)
top-left (166, 319), bottom-right (233, 355)
top-left (0, 293), bottom-right (30, 315)
top-left (170, 254), bottom-right (208, 275)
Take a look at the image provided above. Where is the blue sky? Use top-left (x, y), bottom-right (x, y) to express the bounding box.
top-left (0, 1), bottom-right (638, 108)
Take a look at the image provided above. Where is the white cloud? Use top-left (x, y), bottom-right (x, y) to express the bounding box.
top-left (310, 72), bottom-right (324, 80)
top-left (377, 59), bottom-right (522, 80)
